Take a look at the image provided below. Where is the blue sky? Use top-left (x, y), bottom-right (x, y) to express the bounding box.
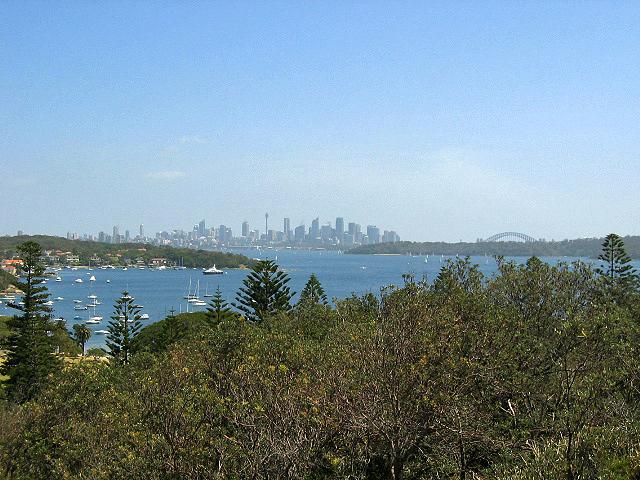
top-left (2, 1), bottom-right (639, 241)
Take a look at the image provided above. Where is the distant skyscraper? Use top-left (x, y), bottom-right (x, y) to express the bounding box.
top-left (294, 224), bottom-right (305, 242)
top-left (335, 217), bottom-right (344, 242)
top-left (125, 230), bottom-right (130, 242)
top-left (265, 213), bottom-right (269, 236)
top-left (382, 230), bottom-right (400, 243)
top-left (139, 224), bottom-right (144, 239)
top-left (367, 225), bottom-right (380, 244)
top-left (283, 217), bottom-right (290, 239)
top-left (320, 224), bottom-right (333, 241)
top-left (198, 219), bottom-right (206, 237)
top-left (242, 221), bottom-right (249, 237)
top-left (311, 217), bottom-right (320, 240)
top-left (112, 225), bottom-right (119, 244)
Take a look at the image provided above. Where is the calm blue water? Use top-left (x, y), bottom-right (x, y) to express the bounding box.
top-left (0, 250), bottom-right (609, 348)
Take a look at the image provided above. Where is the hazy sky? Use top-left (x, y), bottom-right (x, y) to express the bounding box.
top-left (2, 1), bottom-right (640, 242)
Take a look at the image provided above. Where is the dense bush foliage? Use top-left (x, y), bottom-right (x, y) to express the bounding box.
top-left (2, 256), bottom-right (640, 478)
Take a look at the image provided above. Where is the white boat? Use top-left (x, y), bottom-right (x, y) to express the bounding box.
top-left (203, 265), bottom-right (224, 275)
top-left (74, 305), bottom-right (88, 310)
top-left (183, 277), bottom-right (198, 299)
top-left (44, 300), bottom-right (54, 306)
top-left (140, 313), bottom-right (149, 319)
top-left (106, 279), bottom-right (111, 283)
top-left (73, 299), bottom-right (82, 303)
top-left (74, 315), bottom-right (82, 320)
top-left (89, 275), bottom-right (96, 282)
top-left (122, 267), bottom-right (128, 271)
top-left (95, 329), bottom-right (109, 335)
top-left (56, 277), bottom-right (62, 282)
top-left (55, 296), bottom-right (64, 301)
top-left (87, 295), bottom-right (97, 299)
top-left (86, 318), bottom-right (101, 324)
top-left (192, 300), bottom-right (207, 306)
top-left (74, 278), bottom-right (83, 283)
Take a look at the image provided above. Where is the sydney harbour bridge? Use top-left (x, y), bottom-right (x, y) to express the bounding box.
top-left (483, 232), bottom-right (537, 243)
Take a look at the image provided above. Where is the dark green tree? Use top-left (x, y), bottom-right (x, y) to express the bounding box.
top-left (596, 233), bottom-right (638, 297)
top-left (233, 260), bottom-right (294, 323)
top-left (0, 241), bottom-right (62, 402)
top-left (159, 307), bottom-right (186, 348)
top-left (72, 323), bottom-right (92, 355)
top-left (206, 286), bottom-right (235, 326)
top-left (298, 273), bottom-right (329, 306)
top-left (106, 291), bottom-right (142, 365)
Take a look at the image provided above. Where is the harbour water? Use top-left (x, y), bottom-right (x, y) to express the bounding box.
top-left (0, 250), bottom-right (607, 349)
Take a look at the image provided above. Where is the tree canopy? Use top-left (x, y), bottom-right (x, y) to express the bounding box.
top-left (233, 259), bottom-right (294, 323)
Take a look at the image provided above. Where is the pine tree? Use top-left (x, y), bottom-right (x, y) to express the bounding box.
top-left (298, 273), bottom-right (329, 306)
top-left (0, 241), bottom-right (62, 402)
top-left (206, 286), bottom-right (235, 326)
top-left (72, 323), bottom-right (92, 355)
top-left (233, 260), bottom-right (294, 323)
top-left (596, 233), bottom-right (638, 296)
top-left (106, 291), bottom-right (143, 365)
top-left (161, 306), bottom-right (186, 348)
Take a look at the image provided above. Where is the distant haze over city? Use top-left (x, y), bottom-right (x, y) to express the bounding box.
top-left (3, 3), bottom-right (639, 241)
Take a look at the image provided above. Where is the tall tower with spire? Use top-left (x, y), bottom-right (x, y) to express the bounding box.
top-left (265, 212), bottom-right (269, 237)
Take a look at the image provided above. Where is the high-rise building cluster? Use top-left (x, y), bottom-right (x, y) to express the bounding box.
top-left (66, 215), bottom-right (400, 250)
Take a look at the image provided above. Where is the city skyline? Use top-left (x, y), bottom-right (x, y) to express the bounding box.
top-left (54, 213), bottom-right (400, 249)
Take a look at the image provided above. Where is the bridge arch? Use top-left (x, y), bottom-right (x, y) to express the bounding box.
top-left (485, 232), bottom-right (536, 243)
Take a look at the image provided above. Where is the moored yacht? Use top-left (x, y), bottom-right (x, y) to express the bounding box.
top-left (203, 265), bottom-right (224, 275)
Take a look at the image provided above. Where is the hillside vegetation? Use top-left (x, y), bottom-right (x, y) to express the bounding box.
top-left (348, 235), bottom-right (640, 258)
top-left (0, 235), bottom-right (253, 268)
top-left (3, 257), bottom-right (640, 478)
top-left (0, 270), bottom-right (17, 291)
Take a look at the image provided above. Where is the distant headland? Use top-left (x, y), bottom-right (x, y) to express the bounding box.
top-left (0, 235), bottom-right (254, 271)
top-left (347, 235), bottom-right (640, 259)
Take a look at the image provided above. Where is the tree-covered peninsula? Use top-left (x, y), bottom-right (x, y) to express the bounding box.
top-left (348, 235), bottom-right (640, 258)
top-left (0, 235), bottom-right (253, 269)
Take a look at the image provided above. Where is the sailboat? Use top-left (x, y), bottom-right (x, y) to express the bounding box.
top-left (188, 280), bottom-right (202, 303)
top-left (203, 284), bottom-right (214, 298)
top-left (87, 305), bottom-right (102, 323)
top-left (183, 277), bottom-right (198, 300)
